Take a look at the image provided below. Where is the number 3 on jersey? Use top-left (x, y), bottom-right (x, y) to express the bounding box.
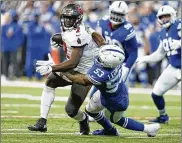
top-left (162, 37), bottom-right (178, 56)
top-left (94, 68), bottom-right (104, 77)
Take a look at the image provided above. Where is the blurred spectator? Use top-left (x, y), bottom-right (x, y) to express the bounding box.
top-left (0, 0), bottom-right (181, 86)
top-left (1, 9), bottom-right (24, 80)
top-left (25, 12), bottom-right (48, 80)
top-left (128, 14), bottom-right (149, 87)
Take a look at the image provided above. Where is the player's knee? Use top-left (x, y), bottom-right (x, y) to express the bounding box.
top-left (85, 107), bottom-right (99, 118)
top-left (46, 73), bottom-right (58, 88)
top-left (65, 104), bottom-right (78, 118)
top-left (152, 87), bottom-right (163, 96)
top-left (110, 112), bottom-right (125, 123)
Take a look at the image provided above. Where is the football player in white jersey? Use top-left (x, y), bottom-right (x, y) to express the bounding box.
top-left (28, 3), bottom-right (105, 135)
top-left (137, 5), bottom-right (181, 123)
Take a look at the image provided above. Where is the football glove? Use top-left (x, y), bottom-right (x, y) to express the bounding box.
top-left (136, 56), bottom-right (149, 65)
top-left (177, 69), bottom-right (181, 80)
top-left (122, 66), bottom-right (130, 83)
top-left (36, 65), bottom-right (52, 76)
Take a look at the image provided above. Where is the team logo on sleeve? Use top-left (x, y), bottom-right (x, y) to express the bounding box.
top-left (77, 38), bottom-right (81, 44)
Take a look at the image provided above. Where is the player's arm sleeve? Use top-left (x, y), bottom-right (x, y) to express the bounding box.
top-left (124, 36), bottom-right (138, 69)
top-left (145, 41), bottom-right (166, 63)
top-left (86, 74), bottom-right (102, 85)
top-left (86, 67), bottom-right (107, 85)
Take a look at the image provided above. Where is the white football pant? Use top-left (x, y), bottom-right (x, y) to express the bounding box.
top-left (153, 64), bottom-right (181, 96)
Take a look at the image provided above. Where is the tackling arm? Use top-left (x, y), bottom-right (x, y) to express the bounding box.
top-left (51, 46), bottom-right (84, 72)
top-left (92, 32), bottom-right (106, 47)
top-left (124, 37), bottom-right (138, 68)
top-left (62, 72), bottom-right (92, 86)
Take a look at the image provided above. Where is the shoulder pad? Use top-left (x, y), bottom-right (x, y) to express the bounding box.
top-left (63, 24), bottom-right (92, 47)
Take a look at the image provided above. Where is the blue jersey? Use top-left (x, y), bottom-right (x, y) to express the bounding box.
top-left (98, 16), bottom-right (138, 69)
top-left (87, 60), bottom-right (129, 112)
top-left (159, 19), bottom-right (181, 68)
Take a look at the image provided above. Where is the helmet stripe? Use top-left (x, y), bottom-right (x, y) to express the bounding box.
top-left (103, 49), bottom-right (125, 56)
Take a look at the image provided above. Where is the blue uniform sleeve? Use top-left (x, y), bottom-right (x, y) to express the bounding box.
top-left (123, 36), bottom-right (138, 68)
top-left (86, 65), bottom-right (108, 85)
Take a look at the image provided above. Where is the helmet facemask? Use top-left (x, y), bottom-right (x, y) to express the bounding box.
top-left (157, 5), bottom-right (177, 28)
top-left (110, 10), bottom-right (126, 25)
top-left (60, 4), bottom-right (83, 31)
top-left (158, 14), bottom-right (174, 28)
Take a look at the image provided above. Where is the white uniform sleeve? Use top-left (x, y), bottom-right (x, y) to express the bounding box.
top-left (146, 41), bottom-right (167, 63)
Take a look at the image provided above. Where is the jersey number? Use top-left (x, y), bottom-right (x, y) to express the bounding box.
top-left (162, 37), bottom-right (178, 56)
top-left (105, 36), bottom-right (124, 50)
top-left (93, 68), bottom-right (104, 77)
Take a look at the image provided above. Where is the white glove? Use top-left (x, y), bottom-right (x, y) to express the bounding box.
top-left (177, 69), bottom-right (181, 80)
top-left (36, 65), bottom-right (52, 76)
top-left (171, 39), bottom-right (181, 50)
top-left (36, 53), bottom-right (55, 66)
top-left (136, 56), bottom-right (149, 65)
top-left (122, 66), bottom-right (130, 83)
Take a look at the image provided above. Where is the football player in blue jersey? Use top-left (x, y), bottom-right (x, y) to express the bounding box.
top-left (62, 45), bottom-right (160, 136)
top-left (89, 1), bottom-right (138, 98)
top-left (137, 5), bottom-right (181, 123)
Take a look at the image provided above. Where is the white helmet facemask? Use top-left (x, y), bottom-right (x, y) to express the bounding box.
top-left (157, 5), bottom-right (177, 28)
top-left (109, 1), bottom-right (128, 25)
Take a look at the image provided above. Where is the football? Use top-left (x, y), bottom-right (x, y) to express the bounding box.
top-left (51, 33), bottom-right (63, 47)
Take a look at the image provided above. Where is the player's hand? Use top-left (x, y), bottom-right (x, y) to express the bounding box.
top-left (122, 66), bottom-right (129, 83)
top-left (136, 56), bottom-right (148, 65)
top-left (171, 39), bottom-right (181, 50)
top-left (50, 33), bottom-right (63, 49)
top-left (177, 69), bottom-right (181, 80)
top-left (50, 40), bottom-right (62, 49)
top-left (36, 53), bottom-right (55, 66)
top-left (36, 65), bottom-right (52, 76)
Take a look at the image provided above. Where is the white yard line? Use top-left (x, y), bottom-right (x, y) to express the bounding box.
top-left (1, 132), bottom-right (180, 137)
top-left (1, 80), bottom-right (180, 95)
top-left (1, 111), bottom-right (18, 114)
top-left (1, 115), bottom-right (180, 120)
top-left (1, 103), bottom-right (180, 110)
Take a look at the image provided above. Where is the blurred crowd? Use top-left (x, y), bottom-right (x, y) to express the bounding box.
top-left (0, 1), bottom-right (181, 87)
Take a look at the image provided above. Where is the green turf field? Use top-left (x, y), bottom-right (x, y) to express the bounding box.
top-left (1, 86), bottom-right (181, 143)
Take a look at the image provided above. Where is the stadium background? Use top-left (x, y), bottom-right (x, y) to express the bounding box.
top-left (1, 1), bottom-right (181, 87)
top-left (1, 1), bottom-right (181, 143)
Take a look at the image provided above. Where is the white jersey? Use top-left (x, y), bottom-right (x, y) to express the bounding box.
top-left (61, 23), bottom-right (99, 74)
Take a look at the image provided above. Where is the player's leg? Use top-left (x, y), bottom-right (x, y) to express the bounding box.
top-left (89, 85), bottom-right (98, 98)
top-left (110, 111), bottom-right (160, 137)
top-left (87, 85), bottom-right (100, 122)
top-left (85, 90), bottom-right (119, 136)
top-left (149, 65), bottom-right (180, 123)
top-left (28, 72), bottom-right (71, 132)
top-left (65, 82), bottom-right (91, 135)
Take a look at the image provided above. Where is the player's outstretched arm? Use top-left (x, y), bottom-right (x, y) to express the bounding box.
top-left (137, 42), bottom-right (166, 64)
top-left (63, 72), bottom-right (92, 86)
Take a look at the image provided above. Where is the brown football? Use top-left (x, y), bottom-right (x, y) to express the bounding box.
top-left (51, 33), bottom-right (63, 45)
